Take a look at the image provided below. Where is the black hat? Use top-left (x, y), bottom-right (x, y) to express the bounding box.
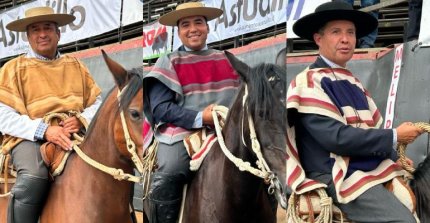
top-left (292, 1), bottom-right (377, 41)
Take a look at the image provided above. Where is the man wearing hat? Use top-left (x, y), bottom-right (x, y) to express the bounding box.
top-left (286, 1), bottom-right (422, 222)
top-left (143, 2), bottom-right (247, 222)
top-left (0, 6), bottom-right (101, 223)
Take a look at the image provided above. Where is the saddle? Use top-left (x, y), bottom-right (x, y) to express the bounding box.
top-left (287, 176), bottom-right (416, 223)
top-left (39, 111), bottom-right (87, 178)
top-left (183, 128), bottom-right (217, 171)
top-left (40, 143), bottom-right (71, 178)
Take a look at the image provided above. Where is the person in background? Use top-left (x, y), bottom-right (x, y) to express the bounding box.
top-left (342, 0), bottom-right (380, 48)
top-left (406, 0), bottom-right (422, 42)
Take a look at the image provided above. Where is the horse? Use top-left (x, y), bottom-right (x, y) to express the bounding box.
top-left (0, 51), bottom-right (143, 223)
top-left (180, 60), bottom-right (287, 222)
top-left (409, 144), bottom-right (430, 222)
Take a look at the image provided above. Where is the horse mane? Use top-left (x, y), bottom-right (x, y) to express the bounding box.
top-left (245, 63), bottom-right (286, 122)
top-left (85, 67), bottom-right (143, 136)
top-left (411, 155), bottom-right (430, 221)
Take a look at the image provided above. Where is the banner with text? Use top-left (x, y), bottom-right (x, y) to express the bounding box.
top-left (286, 0), bottom-right (329, 39)
top-left (143, 21), bottom-right (173, 60)
top-left (173, 0), bottom-right (286, 50)
top-left (0, 0), bottom-right (121, 59)
top-left (419, 0), bottom-right (430, 47)
top-left (384, 44), bottom-right (404, 129)
top-left (122, 0), bottom-right (143, 26)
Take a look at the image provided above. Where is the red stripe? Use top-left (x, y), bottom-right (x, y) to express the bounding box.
top-left (296, 180), bottom-right (318, 191)
top-left (287, 166), bottom-right (301, 186)
top-left (333, 169), bottom-right (344, 184)
top-left (306, 71), bottom-right (315, 88)
top-left (174, 59), bottom-right (238, 86)
top-left (339, 164), bottom-right (401, 197)
top-left (291, 78), bottom-right (296, 88)
top-left (288, 95), bottom-right (340, 114)
top-left (192, 135), bottom-right (216, 160)
top-left (287, 137), bottom-right (299, 160)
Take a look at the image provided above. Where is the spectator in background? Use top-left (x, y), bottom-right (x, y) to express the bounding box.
top-left (406, 0), bottom-right (422, 41)
top-left (343, 0), bottom-right (380, 48)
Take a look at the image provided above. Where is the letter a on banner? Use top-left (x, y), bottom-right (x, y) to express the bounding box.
top-left (384, 44), bottom-right (404, 129)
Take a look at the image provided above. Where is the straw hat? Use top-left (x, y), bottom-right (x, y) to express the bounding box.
top-left (292, 1), bottom-right (377, 41)
top-left (6, 6), bottom-right (75, 32)
top-left (159, 2), bottom-right (223, 26)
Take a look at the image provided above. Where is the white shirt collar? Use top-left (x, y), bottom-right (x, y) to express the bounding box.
top-left (320, 55), bottom-right (345, 68)
top-left (26, 48), bottom-right (60, 61)
top-left (184, 44), bottom-right (208, 51)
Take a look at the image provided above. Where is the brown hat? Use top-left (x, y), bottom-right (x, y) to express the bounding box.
top-left (159, 2), bottom-right (223, 26)
top-left (6, 6), bottom-right (75, 32)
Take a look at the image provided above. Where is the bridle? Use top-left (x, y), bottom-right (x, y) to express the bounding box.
top-left (69, 85), bottom-right (144, 183)
top-left (212, 84), bottom-right (287, 209)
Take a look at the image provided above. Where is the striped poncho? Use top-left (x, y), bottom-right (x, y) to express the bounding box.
top-left (286, 67), bottom-right (405, 203)
top-left (144, 49), bottom-right (240, 145)
top-left (0, 55), bottom-right (101, 154)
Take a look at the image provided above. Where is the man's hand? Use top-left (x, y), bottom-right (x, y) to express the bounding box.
top-left (396, 122), bottom-right (424, 144)
top-left (202, 104), bottom-right (215, 126)
top-left (396, 157), bottom-right (414, 167)
top-left (44, 126), bottom-right (72, 151)
top-left (61, 116), bottom-right (82, 134)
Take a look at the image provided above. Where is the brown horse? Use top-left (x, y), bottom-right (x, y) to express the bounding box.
top-left (180, 62), bottom-right (287, 222)
top-left (0, 51), bottom-right (143, 223)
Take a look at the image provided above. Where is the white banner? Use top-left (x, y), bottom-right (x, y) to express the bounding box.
top-left (122, 0), bottom-right (143, 26)
top-left (143, 21), bottom-right (173, 60)
top-left (419, 0), bottom-right (430, 47)
top-left (173, 0), bottom-right (286, 50)
top-left (286, 0), bottom-right (329, 39)
top-left (0, 0), bottom-right (121, 59)
top-left (384, 44), bottom-right (404, 129)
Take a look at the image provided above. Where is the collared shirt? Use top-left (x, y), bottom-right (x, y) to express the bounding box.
top-left (319, 54), bottom-right (397, 148)
top-left (0, 49), bottom-right (102, 141)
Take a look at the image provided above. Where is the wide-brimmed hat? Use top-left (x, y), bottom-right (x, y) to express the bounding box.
top-left (292, 1), bottom-right (377, 41)
top-left (6, 6), bottom-right (75, 32)
top-left (159, 2), bottom-right (223, 26)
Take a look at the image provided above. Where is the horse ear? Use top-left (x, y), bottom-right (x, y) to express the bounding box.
top-left (225, 51), bottom-right (250, 82)
top-left (101, 49), bottom-right (128, 89)
top-left (275, 47), bottom-right (286, 70)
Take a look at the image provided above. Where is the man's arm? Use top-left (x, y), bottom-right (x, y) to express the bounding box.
top-left (0, 102), bottom-right (41, 141)
top-left (147, 78), bottom-right (200, 130)
top-left (298, 113), bottom-right (396, 158)
top-left (81, 95), bottom-right (102, 124)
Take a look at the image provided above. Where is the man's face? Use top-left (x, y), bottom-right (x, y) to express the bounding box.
top-left (313, 20), bottom-right (356, 67)
top-left (178, 15), bottom-right (209, 51)
top-left (27, 21), bottom-right (60, 59)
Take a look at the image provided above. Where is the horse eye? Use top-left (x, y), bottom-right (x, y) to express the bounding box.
top-left (129, 109), bottom-right (141, 121)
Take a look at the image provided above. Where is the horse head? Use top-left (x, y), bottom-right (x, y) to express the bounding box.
top-left (102, 50), bottom-right (144, 167)
top-left (243, 63), bottom-right (287, 188)
top-left (226, 53), bottom-right (287, 207)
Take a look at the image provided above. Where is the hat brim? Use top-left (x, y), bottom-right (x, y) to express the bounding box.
top-left (6, 14), bottom-right (76, 32)
top-left (292, 10), bottom-right (377, 41)
top-left (159, 7), bottom-right (223, 26)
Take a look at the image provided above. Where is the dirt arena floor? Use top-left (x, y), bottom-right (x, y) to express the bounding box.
top-left (136, 211), bottom-right (143, 223)
top-left (136, 208), bottom-right (286, 223)
top-left (277, 206), bottom-right (286, 222)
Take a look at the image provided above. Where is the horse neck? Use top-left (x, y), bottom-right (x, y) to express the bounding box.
top-left (220, 114), bottom-right (264, 189)
top-left (80, 91), bottom-right (133, 173)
